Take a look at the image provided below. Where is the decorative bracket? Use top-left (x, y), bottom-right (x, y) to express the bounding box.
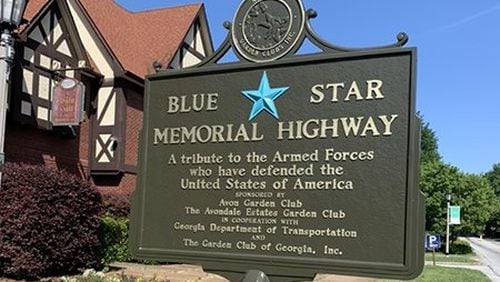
top-left (304, 9), bottom-right (408, 53)
top-left (190, 0), bottom-right (408, 68)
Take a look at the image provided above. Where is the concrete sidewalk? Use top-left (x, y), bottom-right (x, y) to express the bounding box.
top-left (108, 261), bottom-right (499, 282)
top-left (108, 262), bottom-right (379, 282)
top-left (107, 263), bottom-right (226, 282)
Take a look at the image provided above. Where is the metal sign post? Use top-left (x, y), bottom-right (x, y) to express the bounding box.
top-left (425, 234), bottom-right (441, 266)
top-left (445, 194), bottom-right (451, 256)
top-left (0, 29), bottom-right (14, 187)
top-left (0, 0), bottom-right (28, 188)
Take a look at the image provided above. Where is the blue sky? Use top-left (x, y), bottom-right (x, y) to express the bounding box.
top-left (116, 0), bottom-right (500, 174)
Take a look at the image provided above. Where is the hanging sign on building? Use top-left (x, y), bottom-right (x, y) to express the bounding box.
top-left (51, 78), bottom-right (85, 126)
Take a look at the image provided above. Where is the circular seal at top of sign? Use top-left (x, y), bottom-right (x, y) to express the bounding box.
top-left (232, 0), bottom-right (305, 63)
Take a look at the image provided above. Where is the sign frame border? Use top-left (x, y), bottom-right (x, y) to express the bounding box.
top-left (129, 47), bottom-right (423, 281)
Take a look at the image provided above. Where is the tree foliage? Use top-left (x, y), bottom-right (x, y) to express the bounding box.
top-left (485, 163), bottom-right (500, 196)
top-left (420, 161), bottom-right (461, 233)
top-left (420, 121), bottom-right (441, 164)
top-left (454, 173), bottom-right (496, 235)
top-left (418, 118), bottom-right (497, 236)
top-left (484, 163), bottom-right (500, 237)
top-left (420, 161), bottom-right (496, 236)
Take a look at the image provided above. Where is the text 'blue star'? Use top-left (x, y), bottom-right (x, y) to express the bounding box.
top-left (241, 71), bottom-right (289, 121)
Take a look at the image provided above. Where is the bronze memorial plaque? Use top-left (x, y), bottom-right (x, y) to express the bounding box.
top-left (130, 47), bottom-right (424, 281)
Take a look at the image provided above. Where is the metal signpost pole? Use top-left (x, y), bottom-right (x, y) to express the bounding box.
top-left (445, 194), bottom-right (451, 256)
top-left (0, 29), bottom-right (13, 187)
top-left (0, 0), bottom-right (28, 188)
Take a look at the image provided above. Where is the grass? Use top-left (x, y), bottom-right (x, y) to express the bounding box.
top-left (402, 266), bottom-right (490, 281)
top-left (424, 252), bottom-right (479, 264)
top-left (385, 252), bottom-right (487, 281)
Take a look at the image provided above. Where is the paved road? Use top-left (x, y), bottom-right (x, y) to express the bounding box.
top-left (467, 237), bottom-right (500, 282)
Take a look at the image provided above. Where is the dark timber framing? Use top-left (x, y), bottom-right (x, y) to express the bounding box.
top-left (12, 0), bottom-right (86, 130)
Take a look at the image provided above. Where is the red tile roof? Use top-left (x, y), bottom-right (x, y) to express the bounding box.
top-left (23, 0), bottom-right (48, 21)
top-left (18, 0), bottom-right (49, 33)
top-left (79, 0), bottom-right (202, 79)
top-left (21, 0), bottom-right (202, 79)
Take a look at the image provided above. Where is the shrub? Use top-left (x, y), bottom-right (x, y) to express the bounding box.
top-left (97, 193), bottom-right (132, 266)
top-left (450, 239), bottom-right (473, 254)
top-left (101, 193), bottom-right (130, 218)
top-left (98, 216), bottom-right (131, 265)
top-left (0, 163), bottom-right (103, 279)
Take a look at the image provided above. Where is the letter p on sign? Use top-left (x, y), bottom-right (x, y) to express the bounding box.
top-left (425, 234), bottom-right (441, 249)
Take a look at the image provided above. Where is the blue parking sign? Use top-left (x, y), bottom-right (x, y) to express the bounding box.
top-left (425, 234), bottom-right (441, 249)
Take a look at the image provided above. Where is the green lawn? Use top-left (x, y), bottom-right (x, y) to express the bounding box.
top-left (406, 266), bottom-right (490, 281)
top-left (424, 252), bottom-right (479, 264)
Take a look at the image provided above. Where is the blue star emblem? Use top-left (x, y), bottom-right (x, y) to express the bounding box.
top-left (241, 71), bottom-right (289, 121)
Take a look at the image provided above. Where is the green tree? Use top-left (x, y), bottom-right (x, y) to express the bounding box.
top-left (420, 161), bottom-right (461, 234)
top-left (485, 205), bottom-right (500, 238)
top-left (485, 163), bottom-right (500, 196)
top-left (420, 162), bottom-right (496, 236)
top-left (485, 164), bottom-right (500, 237)
top-left (420, 121), bottom-right (441, 164)
top-left (453, 174), bottom-right (496, 235)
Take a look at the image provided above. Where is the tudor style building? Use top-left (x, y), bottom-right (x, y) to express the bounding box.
top-left (5, 0), bottom-right (213, 194)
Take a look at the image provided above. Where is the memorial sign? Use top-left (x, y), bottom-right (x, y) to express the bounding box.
top-left (130, 48), bottom-right (424, 280)
top-left (130, 0), bottom-right (424, 280)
